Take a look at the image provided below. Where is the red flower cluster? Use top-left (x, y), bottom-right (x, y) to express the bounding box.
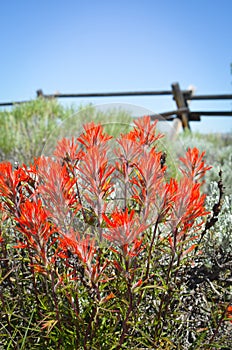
top-left (0, 116), bottom-right (211, 274)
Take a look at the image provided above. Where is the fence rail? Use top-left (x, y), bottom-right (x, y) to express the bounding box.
top-left (1, 83), bottom-right (232, 131)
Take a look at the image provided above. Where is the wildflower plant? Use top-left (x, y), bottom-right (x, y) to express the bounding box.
top-left (0, 116), bottom-right (231, 349)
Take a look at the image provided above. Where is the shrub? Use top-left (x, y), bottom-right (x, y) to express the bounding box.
top-left (0, 99), bottom-right (133, 165)
top-left (0, 116), bottom-right (231, 349)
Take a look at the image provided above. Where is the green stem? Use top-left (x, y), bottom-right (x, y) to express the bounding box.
top-left (83, 306), bottom-right (98, 349)
top-left (145, 218), bottom-right (159, 281)
top-left (117, 267), bottom-right (133, 349)
top-left (51, 269), bottom-right (62, 349)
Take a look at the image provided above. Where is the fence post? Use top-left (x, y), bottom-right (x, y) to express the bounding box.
top-left (171, 82), bottom-right (190, 130)
top-left (36, 89), bottom-right (44, 98)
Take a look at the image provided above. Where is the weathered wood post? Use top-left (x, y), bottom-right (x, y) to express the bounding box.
top-left (36, 89), bottom-right (44, 98)
top-left (171, 82), bottom-right (191, 131)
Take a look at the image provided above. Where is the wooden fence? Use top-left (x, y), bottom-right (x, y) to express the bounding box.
top-left (1, 82), bottom-right (232, 131)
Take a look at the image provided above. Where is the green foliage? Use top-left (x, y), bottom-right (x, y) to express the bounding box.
top-left (0, 106), bottom-right (231, 348)
top-left (0, 99), bottom-right (70, 164)
top-left (0, 99), bottom-right (133, 164)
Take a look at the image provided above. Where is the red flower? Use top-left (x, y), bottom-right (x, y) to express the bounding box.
top-left (36, 157), bottom-right (80, 228)
top-left (155, 178), bottom-right (178, 221)
top-left (77, 145), bottom-right (115, 229)
top-left (78, 146), bottom-right (115, 200)
top-left (59, 230), bottom-right (95, 266)
top-left (173, 178), bottom-right (208, 229)
top-left (115, 137), bottom-right (142, 166)
top-left (131, 149), bottom-right (165, 209)
top-left (226, 305), bottom-right (232, 323)
top-left (54, 137), bottom-right (84, 163)
top-left (0, 162), bottom-right (30, 213)
top-left (77, 122), bottom-right (112, 150)
top-left (103, 208), bottom-right (147, 247)
top-left (130, 116), bottom-right (163, 147)
top-left (168, 176), bottom-right (209, 253)
top-left (179, 147), bottom-right (212, 182)
top-left (15, 198), bottom-right (55, 266)
top-left (58, 230), bottom-right (109, 283)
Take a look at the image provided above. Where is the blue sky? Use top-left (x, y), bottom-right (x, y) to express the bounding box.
top-left (0, 0), bottom-right (232, 133)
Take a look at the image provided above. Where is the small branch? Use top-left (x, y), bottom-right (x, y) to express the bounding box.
top-left (206, 278), bottom-right (221, 297)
